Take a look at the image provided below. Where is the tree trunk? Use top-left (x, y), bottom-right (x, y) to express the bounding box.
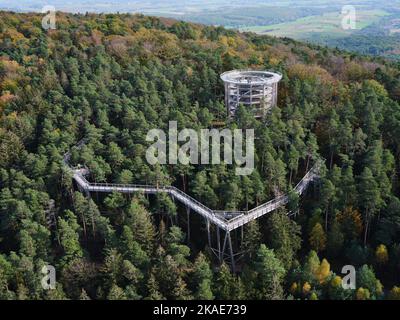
top-left (91, 213), bottom-right (95, 240)
top-left (305, 155), bottom-right (310, 173)
top-left (261, 154), bottom-right (265, 174)
top-left (82, 213), bottom-right (87, 238)
top-left (325, 207), bottom-right (329, 232)
top-left (363, 209), bottom-right (369, 246)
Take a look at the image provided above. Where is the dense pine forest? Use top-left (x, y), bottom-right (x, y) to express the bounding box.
top-left (1, 11), bottom-right (400, 300)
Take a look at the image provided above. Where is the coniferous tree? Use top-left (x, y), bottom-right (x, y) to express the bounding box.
top-left (267, 211), bottom-right (301, 268)
top-left (309, 223), bottom-right (327, 253)
top-left (359, 167), bottom-right (382, 245)
top-left (191, 252), bottom-right (214, 300)
top-left (251, 244), bottom-right (286, 300)
top-left (214, 263), bottom-right (236, 300)
top-left (241, 220), bottom-right (262, 261)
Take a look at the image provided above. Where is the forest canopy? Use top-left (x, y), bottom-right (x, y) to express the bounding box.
top-left (0, 11), bottom-right (400, 300)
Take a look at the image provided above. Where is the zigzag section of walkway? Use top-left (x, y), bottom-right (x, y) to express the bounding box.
top-left (65, 145), bottom-right (321, 232)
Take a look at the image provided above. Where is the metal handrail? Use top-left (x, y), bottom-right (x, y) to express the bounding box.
top-left (65, 143), bottom-right (322, 231)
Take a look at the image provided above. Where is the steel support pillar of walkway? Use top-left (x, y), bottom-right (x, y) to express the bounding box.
top-left (186, 206), bottom-right (190, 244)
top-left (216, 226), bottom-right (221, 263)
top-left (215, 230), bottom-right (236, 272)
top-left (206, 219), bottom-right (211, 248)
top-left (227, 231), bottom-right (236, 273)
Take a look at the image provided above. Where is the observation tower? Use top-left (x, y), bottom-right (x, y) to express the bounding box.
top-left (220, 70), bottom-right (282, 117)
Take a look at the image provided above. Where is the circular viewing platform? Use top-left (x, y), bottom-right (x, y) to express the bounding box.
top-left (220, 70), bottom-right (282, 86)
top-left (220, 70), bottom-right (282, 118)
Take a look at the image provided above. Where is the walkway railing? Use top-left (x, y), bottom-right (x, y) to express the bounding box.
top-left (69, 166), bottom-right (320, 231)
top-left (64, 143), bottom-right (321, 231)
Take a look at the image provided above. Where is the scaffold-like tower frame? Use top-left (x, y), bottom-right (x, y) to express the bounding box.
top-left (221, 70), bottom-right (282, 117)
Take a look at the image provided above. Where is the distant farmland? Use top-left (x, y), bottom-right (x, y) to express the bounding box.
top-left (240, 9), bottom-right (389, 40)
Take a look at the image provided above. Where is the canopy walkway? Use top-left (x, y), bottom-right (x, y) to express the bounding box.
top-left (64, 142), bottom-right (321, 271)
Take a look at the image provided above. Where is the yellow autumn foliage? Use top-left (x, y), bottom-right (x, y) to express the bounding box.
top-left (389, 286), bottom-right (400, 300)
top-left (219, 34), bottom-right (252, 57)
top-left (310, 292), bottom-right (318, 300)
top-left (288, 63), bottom-right (334, 84)
top-left (0, 28), bottom-right (26, 44)
top-left (0, 58), bottom-right (21, 75)
top-left (269, 57), bottom-right (281, 67)
top-left (336, 206), bottom-right (363, 238)
top-left (331, 275), bottom-right (342, 288)
top-left (376, 280), bottom-right (384, 296)
top-left (302, 282), bottom-right (311, 295)
top-left (135, 28), bottom-right (180, 60)
top-left (365, 79), bottom-right (388, 98)
top-left (375, 244), bottom-right (389, 265)
top-left (356, 287), bottom-right (370, 300)
top-left (344, 61), bottom-right (372, 81)
top-left (315, 258), bottom-right (331, 284)
top-left (1, 79), bottom-right (18, 93)
top-left (289, 282), bottom-right (298, 295)
top-left (0, 91), bottom-right (15, 106)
